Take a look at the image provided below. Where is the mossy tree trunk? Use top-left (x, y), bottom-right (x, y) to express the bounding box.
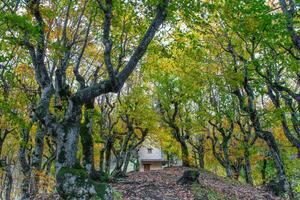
top-left (20, 0), bottom-right (169, 198)
top-left (19, 126), bottom-right (32, 200)
top-left (80, 104), bottom-right (96, 178)
top-left (180, 141), bottom-right (190, 167)
top-left (208, 122), bottom-right (234, 178)
top-left (244, 146), bottom-right (253, 185)
top-left (31, 125), bottom-right (46, 197)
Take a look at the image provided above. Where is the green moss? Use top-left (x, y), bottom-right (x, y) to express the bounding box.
top-left (57, 167), bottom-right (88, 178)
top-left (57, 167), bottom-right (114, 199)
top-left (91, 181), bottom-right (108, 198)
top-left (112, 188), bottom-right (123, 200)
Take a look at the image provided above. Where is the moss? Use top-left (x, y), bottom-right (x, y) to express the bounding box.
top-left (57, 167), bottom-right (88, 178)
top-left (92, 171), bottom-right (110, 182)
top-left (90, 181), bottom-right (108, 199)
top-left (112, 188), bottom-right (123, 200)
top-left (57, 167), bottom-right (113, 199)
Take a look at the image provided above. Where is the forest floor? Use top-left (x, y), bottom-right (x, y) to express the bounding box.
top-left (111, 167), bottom-right (283, 200)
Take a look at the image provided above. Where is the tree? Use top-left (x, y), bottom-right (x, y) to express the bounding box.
top-left (1, 0), bottom-right (170, 198)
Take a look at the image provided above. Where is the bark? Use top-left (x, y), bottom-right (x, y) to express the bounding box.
top-left (31, 125), bottom-right (46, 197)
top-left (0, 129), bottom-right (12, 158)
top-left (261, 158), bottom-right (267, 185)
top-left (231, 55), bottom-right (290, 192)
top-left (279, 0), bottom-right (300, 53)
top-left (198, 149), bottom-right (205, 169)
top-left (111, 153), bottom-right (125, 177)
top-left (209, 135), bottom-right (232, 178)
top-left (234, 87), bottom-right (289, 193)
top-left (19, 127), bottom-right (32, 200)
top-left (99, 148), bottom-right (105, 172)
top-left (166, 152), bottom-right (171, 167)
top-left (244, 146), bottom-right (253, 185)
top-left (159, 99), bottom-right (192, 168)
top-left (122, 151), bottom-right (131, 174)
top-left (208, 124), bottom-right (233, 178)
top-left (55, 122), bottom-right (81, 172)
top-left (0, 139), bottom-right (3, 159)
top-left (111, 116), bottom-right (148, 177)
top-left (80, 107), bottom-right (96, 176)
top-left (264, 132), bottom-right (289, 192)
top-left (220, 141), bottom-right (232, 178)
top-left (282, 95), bottom-right (300, 158)
top-left (44, 155), bottom-right (55, 175)
top-left (104, 139), bottom-right (113, 174)
top-left (189, 136), bottom-right (205, 169)
top-left (180, 141), bottom-right (190, 167)
top-left (237, 120), bottom-right (254, 185)
top-left (267, 87), bottom-right (300, 155)
top-left (42, 138), bottom-right (56, 175)
top-left (3, 162), bottom-right (13, 200)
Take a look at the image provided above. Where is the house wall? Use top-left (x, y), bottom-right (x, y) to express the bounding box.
top-left (138, 146), bottom-right (163, 160)
top-left (140, 162), bottom-right (163, 172)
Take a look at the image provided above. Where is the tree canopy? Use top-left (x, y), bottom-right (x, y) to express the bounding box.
top-left (0, 0), bottom-right (300, 199)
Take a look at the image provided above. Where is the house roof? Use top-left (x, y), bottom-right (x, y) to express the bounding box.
top-left (140, 159), bottom-right (165, 162)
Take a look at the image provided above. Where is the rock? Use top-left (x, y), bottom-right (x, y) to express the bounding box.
top-left (57, 167), bottom-right (113, 200)
top-left (177, 169), bottom-right (200, 185)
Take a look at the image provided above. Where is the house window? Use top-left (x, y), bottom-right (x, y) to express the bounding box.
top-left (147, 148), bottom-right (153, 154)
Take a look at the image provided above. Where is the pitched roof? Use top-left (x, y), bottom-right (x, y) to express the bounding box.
top-left (140, 159), bottom-right (165, 162)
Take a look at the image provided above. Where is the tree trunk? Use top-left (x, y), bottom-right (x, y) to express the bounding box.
top-left (244, 146), bottom-right (253, 185)
top-left (267, 88), bottom-right (300, 154)
top-left (31, 125), bottom-right (46, 197)
top-left (262, 131), bottom-right (289, 193)
top-left (122, 151), bottom-right (131, 174)
top-left (261, 158), bottom-right (267, 184)
top-left (45, 155), bottom-right (55, 175)
top-left (167, 153), bottom-right (170, 167)
top-left (193, 151), bottom-right (198, 167)
top-left (80, 108), bottom-right (96, 176)
top-left (222, 144), bottom-right (232, 178)
top-left (235, 83), bottom-right (290, 193)
top-left (55, 122), bottom-right (99, 199)
top-left (99, 148), bottom-right (105, 172)
top-left (197, 143), bottom-right (205, 169)
top-left (19, 127), bottom-right (31, 200)
top-left (0, 140), bottom-right (3, 159)
top-left (4, 163), bottom-right (13, 200)
top-left (180, 141), bottom-right (190, 167)
top-left (105, 140), bottom-right (113, 174)
top-left (112, 153), bottom-right (126, 177)
top-left (56, 122), bottom-right (80, 172)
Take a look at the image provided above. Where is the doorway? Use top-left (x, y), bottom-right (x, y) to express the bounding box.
top-left (144, 164), bottom-right (151, 171)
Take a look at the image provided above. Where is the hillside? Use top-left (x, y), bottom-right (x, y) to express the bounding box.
top-left (112, 167), bottom-right (283, 200)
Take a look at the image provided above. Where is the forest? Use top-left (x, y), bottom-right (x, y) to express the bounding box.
top-left (0, 0), bottom-right (300, 199)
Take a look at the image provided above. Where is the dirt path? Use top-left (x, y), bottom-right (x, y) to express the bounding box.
top-left (111, 167), bottom-right (282, 200)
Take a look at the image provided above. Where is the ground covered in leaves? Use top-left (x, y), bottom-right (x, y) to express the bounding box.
top-left (111, 167), bottom-right (283, 200)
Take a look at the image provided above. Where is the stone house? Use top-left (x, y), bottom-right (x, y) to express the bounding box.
top-left (138, 145), bottom-right (166, 172)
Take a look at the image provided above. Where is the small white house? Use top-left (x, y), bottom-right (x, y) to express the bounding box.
top-left (138, 145), bottom-right (165, 172)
